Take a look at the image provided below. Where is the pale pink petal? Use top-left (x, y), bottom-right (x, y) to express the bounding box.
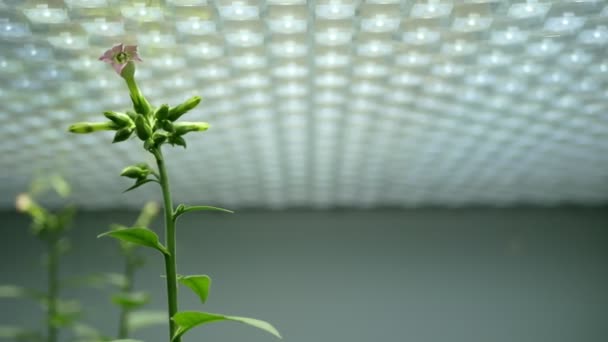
top-left (99, 48), bottom-right (115, 61)
top-left (112, 43), bottom-right (124, 54)
top-left (124, 45), bottom-right (142, 61)
top-left (123, 45), bottom-right (137, 54)
top-left (113, 62), bottom-right (125, 75)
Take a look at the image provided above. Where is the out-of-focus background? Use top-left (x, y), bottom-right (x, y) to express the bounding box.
top-left (1, 0), bottom-right (608, 341)
top-left (1, 208), bottom-right (608, 342)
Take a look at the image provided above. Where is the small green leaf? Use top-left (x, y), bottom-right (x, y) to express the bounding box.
top-left (111, 291), bottom-right (150, 309)
top-left (98, 228), bottom-right (169, 255)
top-left (179, 275), bottom-right (211, 304)
top-left (173, 205), bottom-right (234, 222)
top-left (168, 135), bottom-right (187, 148)
top-left (172, 311), bottom-right (281, 341)
top-left (123, 179), bottom-right (159, 193)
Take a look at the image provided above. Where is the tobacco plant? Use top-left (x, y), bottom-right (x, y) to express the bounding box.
top-left (0, 176), bottom-right (80, 342)
top-left (68, 44), bottom-right (280, 342)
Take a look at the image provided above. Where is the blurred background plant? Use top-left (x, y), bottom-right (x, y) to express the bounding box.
top-left (108, 201), bottom-right (165, 340)
top-left (63, 202), bottom-right (166, 342)
top-left (0, 175), bottom-right (79, 342)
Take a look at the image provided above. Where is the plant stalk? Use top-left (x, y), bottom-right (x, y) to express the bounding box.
top-left (47, 235), bottom-right (58, 342)
top-left (117, 255), bottom-right (136, 339)
top-left (154, 148), bottom-right (180, 342)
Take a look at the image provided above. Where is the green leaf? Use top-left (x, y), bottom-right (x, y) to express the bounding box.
top-left (108, 340), bottom-right (144, 342)
top-left (128, 310), bottom-right (167, 332)
top-left (98, 227), bottom-right (169, 255)
top-left (179, 275), bottom-right (211, 304)
top-left (123, 179), bottom-right (159, 193)
top-left (173, 205), bottom-right (234, 222)
top-left (111, 291), bottom-right (150, 309)
top-left (172, 311), bottom-right (281, 341)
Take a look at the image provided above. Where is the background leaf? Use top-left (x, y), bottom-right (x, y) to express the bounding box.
top-left (178, 275), bottom-right (211, 304)
top-left (0, 285), bottom-right (45, 302)
top-left (127, 310), bottom-right (167, 332)
top-left (50, 299), bottom-right (82, 327)
top-left (172, 311), bottom-right (281, 341)
top-left (98, 228), bottom-right (168, 255)
top-left (0, 325), bottom-right (43, 341)
top-left (111, 291), bottom-right (150, 310)
top-left (0, 285), bottom-right (27, 298)
top-left (71, 323), bottom-right (107, 340)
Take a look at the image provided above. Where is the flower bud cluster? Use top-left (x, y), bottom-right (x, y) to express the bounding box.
top-left (68, 45), bottom-right (209, 152)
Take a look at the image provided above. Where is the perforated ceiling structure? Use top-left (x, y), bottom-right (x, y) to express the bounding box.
top-left (0, 0), bottom-right (607, 209)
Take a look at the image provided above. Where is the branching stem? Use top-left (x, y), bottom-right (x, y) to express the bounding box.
top-left (153, 148), bottom-right (180, 342)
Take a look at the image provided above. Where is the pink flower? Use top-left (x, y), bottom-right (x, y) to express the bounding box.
top-left (99, 43), bottom-right (142, 75)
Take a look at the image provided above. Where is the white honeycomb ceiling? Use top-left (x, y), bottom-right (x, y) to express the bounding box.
top-left (0, 0), bottom-right (607, 209)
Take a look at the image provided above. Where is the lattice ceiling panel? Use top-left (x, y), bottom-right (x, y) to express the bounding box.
top-left (0, 0), bottom-right (607, 209)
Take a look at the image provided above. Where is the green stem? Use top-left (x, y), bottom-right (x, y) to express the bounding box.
top-left (117, 254), bottom-right (136, 339)
top-left (124, 74), bottom-right (152, 115)
top-left (154, 148), bottom-right (180, 342)
top-left (47, 235), bottom-right (58, 342)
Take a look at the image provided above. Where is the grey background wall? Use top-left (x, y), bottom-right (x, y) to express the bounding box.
top-left (1, 208), bottom-right (607, 342)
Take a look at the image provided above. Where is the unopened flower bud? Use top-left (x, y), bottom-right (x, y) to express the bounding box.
top-left (68, 122), bottom-right (118, 134)
top-left (126, 111), bottom-right (138, 121)
top-left (104, 111), bottom-right (133, 127)
top-left (155, 104), bottom-right (170, 121)
top-left (113, 127), bottom-right (134, 143)
top-left (161, 120), bottom-right (174, 132)
top-left (173, 122), bottom-right (210, 136)
top-left (134, 115), bottom-right (152, 140)
top-left (120, 165), bottom-right (149, 179)
top-left (168, 96), bottom-right (201, 121)
top-left (15, 193), bottom-right (32, 212)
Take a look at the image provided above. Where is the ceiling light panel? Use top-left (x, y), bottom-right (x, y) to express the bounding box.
top-left (0, 0), bottom-right (606, 209)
